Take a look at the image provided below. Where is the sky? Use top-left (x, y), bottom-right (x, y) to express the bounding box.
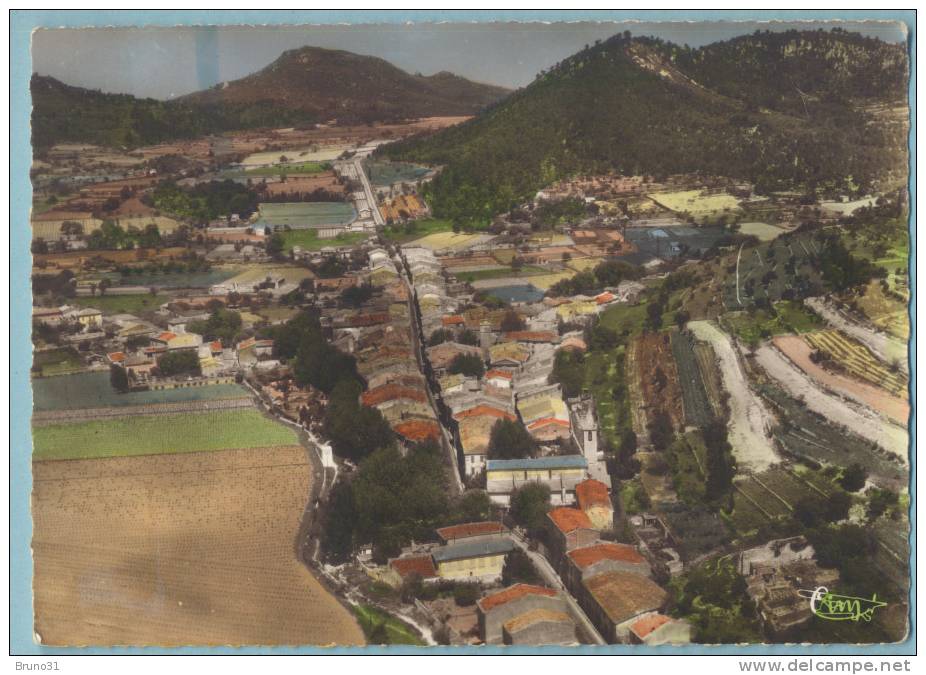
top-left (31, 20), bottom-right (908, 100)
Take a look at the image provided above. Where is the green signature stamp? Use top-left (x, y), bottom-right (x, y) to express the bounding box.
top-left (798, 587), bottom-right (888, 622)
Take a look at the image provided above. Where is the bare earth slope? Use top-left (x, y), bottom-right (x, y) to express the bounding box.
top-left (32, 446), bottom-right (364, 646)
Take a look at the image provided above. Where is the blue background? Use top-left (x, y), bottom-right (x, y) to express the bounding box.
top-left (9, 9), bottom-right (916, 656)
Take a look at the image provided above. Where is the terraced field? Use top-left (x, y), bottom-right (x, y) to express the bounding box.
top-left (670, 330), bottom-right (714, 427)
top-left (804, 330), bottom-right (908, 397)
top-left (731, 466), bottom-right (838, 535)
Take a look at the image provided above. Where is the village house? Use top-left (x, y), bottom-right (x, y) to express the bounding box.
top-left (575, 479), bottom-right (614, 530)
top-left (579, 571), bottom-right (669, 644)
top-left (565, 542), bottom-right (651, 589)
top-left (486, 455), bottom-right (589, 506)
top-left (426, 341), bottom-right (483, 372)
top-left (627, 613), bottom-right (692, 646)
top-left (436, 522), bottom-right (507, 546)
top-left (502, 608), bottom-right (578, 646)
top-left (74, 307), bottom-right (103, 331)
top-left (488, 341), bottom-right (531, 368)
top-left (546, 507), bottom-right (600, 562)
top-left (452, 404), bottom-right (517, 477)
top-left (384, 555), bottom-right (439, 588)
top-left (476, 584), bottom-right (570, 645)
top-left (517, 385), bottom-right (572, 442)
top-left (152, 330), bottom-right (203, 351)
top-left (431, 537), bottom-right (515, 583)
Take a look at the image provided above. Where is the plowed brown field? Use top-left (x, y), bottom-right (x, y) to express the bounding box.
top-left (32, 446), bottom-right (364, 647)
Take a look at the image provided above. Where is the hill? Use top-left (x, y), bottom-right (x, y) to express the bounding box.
top-left (31, 47), bottom-right (510, 149)
top-left (181, 47), bottom-right (510, 122)
top-left (380, 30), bottom-right (909, 225)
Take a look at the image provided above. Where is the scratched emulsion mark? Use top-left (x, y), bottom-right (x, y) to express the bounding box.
top-left (798, 587), bottom-right (888, 622)
top-left (194, 26), bottom-right (220, 91)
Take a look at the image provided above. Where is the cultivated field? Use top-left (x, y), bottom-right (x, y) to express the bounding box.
top-left (737, 222), bottom-right (788, 241)
top-left (648, 190), bottom-right (741, 216)
top-left (758, 383), bottom-right (907, 491)
top-left (805, 296), bottom-right (907, 369)
top-left (257, 202), bottom-right (356, 228)
top-left (773, 335), bottom-right (909, 426)
top-left (688, 321), bottom-right (778, 471)
top-left (240, 145), bottom-right (350, 166)
top-left (32, 446), bottom-right (364, 646)
top-left (803, 330), bottom-right (908, 398)
top-left (754, 343), bottom-right (908, 460)
top-left (405, 232), bottom-right (491, 252)
top-left (33, 409), bottom-right (296, 460)
top-left (636, 333), bottom-right (684, 431)
top-left (670, 331), bottom-right (714, 427)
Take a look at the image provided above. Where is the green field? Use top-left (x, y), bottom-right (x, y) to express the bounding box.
top-left (381, 218), bottom-right (454, 244)
top-left (33, 409), bottom-right (298, 460)
top-left (598, 301), bottom-right (648, 335)
top-left (723, 300), bottom-right (824, 346)
top-left (72, 293), bottom-right (171, 314)
top-left (456, 266), bottom-right (548, 283)
top-left (33, 348), bottom-right (83, 377)
top-left (352, 604), bottom-right (426, 646)
top-left (257, 202), bottom-right (356, 228)
top-left (281, 228), bottom-right (369, 252)
top-left (245, 161), bottom-right (329, 176)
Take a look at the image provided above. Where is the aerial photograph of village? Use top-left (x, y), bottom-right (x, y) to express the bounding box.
top-left (25, 17), bottom-right (911, 650)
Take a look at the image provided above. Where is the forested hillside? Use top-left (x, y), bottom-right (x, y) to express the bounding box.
top-left (381, 30), bottom-right (909, 225)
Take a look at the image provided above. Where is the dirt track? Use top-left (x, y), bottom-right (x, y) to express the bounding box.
top-left (32, 447), bottom-right (364, 647)
top-left (754, 344), bottom-right (908, 462)
top-left (772, 335), bottom-right (909, 426)
top-left (688, 321), bottom-right (778, 471)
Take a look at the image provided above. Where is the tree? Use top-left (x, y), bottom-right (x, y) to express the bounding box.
top-left (866, 487), bottom-right (899, 521)
top-left (428, 328), bottom-right (453, 347)
top-left (110, 364), bottom-right (128, 393)
top-left (451, 490), bottom-right (494, 524)
top-left (266, 232), bottom-right (285, 259)
top-left (839, 463), bottom-right (868, 492)
top-left (509, 482), bottom-right (551, 534)
top-left (549, 349), bottom-right (585, 398)
top-left (188, 308), bottom-right (243, 344)
top-left (794, 492), bottom-right (851, 528)
top-left (156, 350), bottom-right (200, 377)
top-left (454, 583), bottom-right (480, 607)
top-left (500, 309), bottom-right (525, 332)
top-left (487, 419), bottom-right (537, 460)
top-left (448, 353), bottom-right (484, 378)
top-left (703, 420), bottom-right (735, 505)
top-left (674, 310), bottom-right (691, 329)
top-left (458, 329), bottom-right (479, 346)
top-left (323, 378), bottom-right (394, 462)
top-left (502, 549), bottom-right (541, 586)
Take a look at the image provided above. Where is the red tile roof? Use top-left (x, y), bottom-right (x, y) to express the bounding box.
top-left (107, 351), bottom-right (125, 363)
top-left (361, 384), bottom-right (427, 407)
top-left (630, 613), bottom-right (672, 640)
top-left (527, 417), bottom-right (571, 430)
top-left (157, 331), bottom-right (177, 342)
top-left (595, 292), bottom-right (616, 305)
top-left (453, 405), bottom-right (516, 422)
top-left (393, 419), bottom-right (441, 443)
top-left (576, 479), bottom-right (612, 511)
top-left (567, 543), bottom-right (645, 569)
top-left (547, 507), bottom-right (594, 534)
top-left (436, 521), bottom-right (506, 542)
top-left (485, 369), bottom-right (514, 381)
top-left (389, 555), bottom-right (437, 579)
top-left (210, 340), bottom-right (223, 353)
top-left (442, 315), bottom-right (465, 326)
top-left (477, 584), bottom-right (558, 613)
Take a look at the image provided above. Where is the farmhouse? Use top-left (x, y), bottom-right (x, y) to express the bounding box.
top-left (385, 555), bottom-right (438, 587)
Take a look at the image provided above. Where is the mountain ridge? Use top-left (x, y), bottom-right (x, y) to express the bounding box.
top-left (381, 29), bottom-right (909, 224)
top-left (31, 46), bottom-right (512, 149)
